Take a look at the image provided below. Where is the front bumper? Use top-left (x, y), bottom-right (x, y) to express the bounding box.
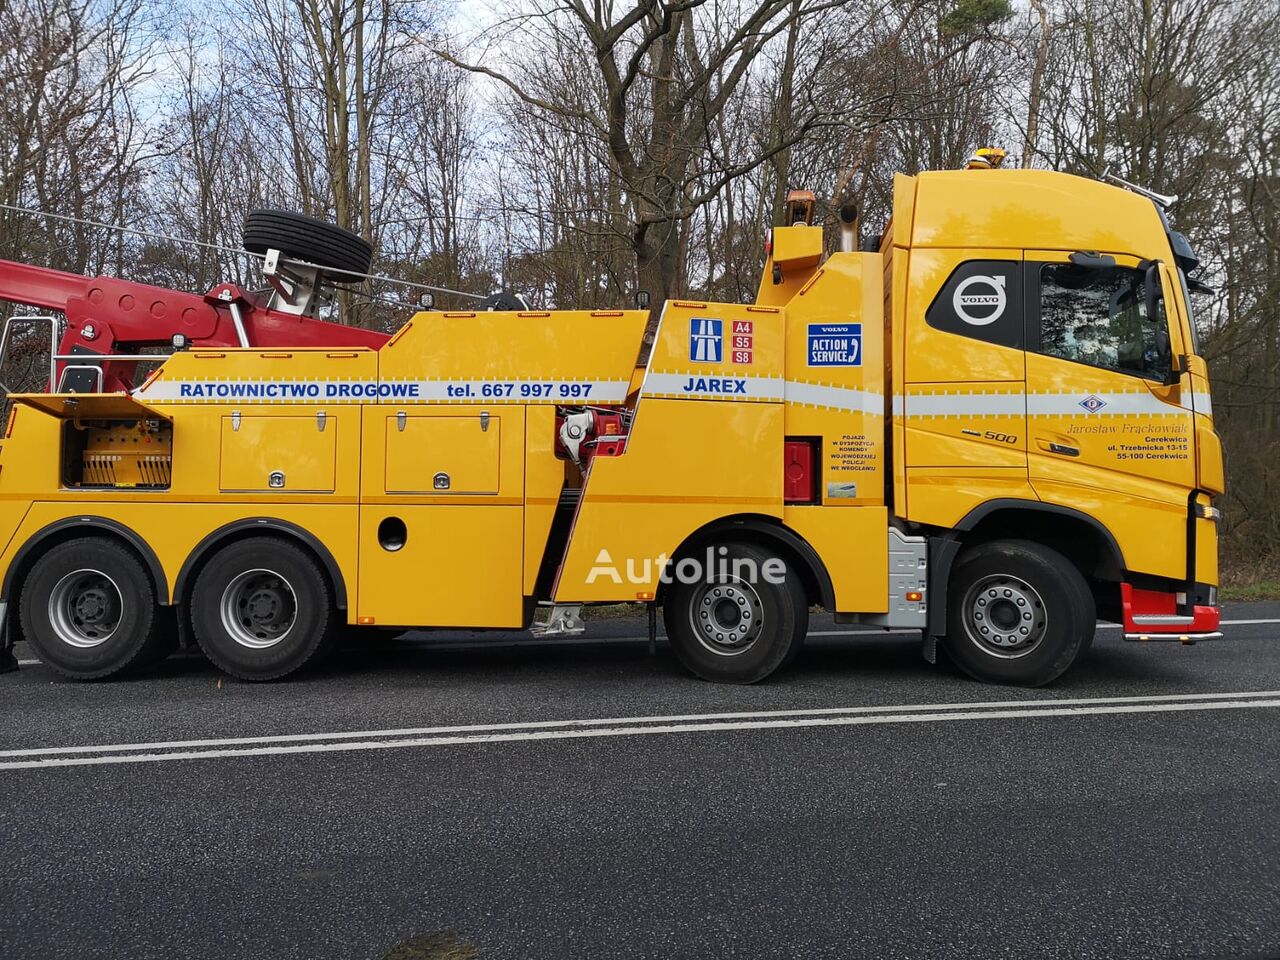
top-left (1120, 583), bottom-right (1221, 644)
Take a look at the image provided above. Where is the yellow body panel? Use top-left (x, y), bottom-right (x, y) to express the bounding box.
top-left (911, 170), bottom-right (1173, 260)
top-left (355, 504), bottom-right (524, 627)
top-left (782, 253), bottom-right (886, 505)
top-left (376, 310), bottom-right (649, 405)
top-left (1195, 514), bottom-right (1219, 586)
top-left (784, 505), bottom-right (888, 612)
top-left (356, 404), bottom-right (526, 626)
top-left (556, 394), bottom-right (784, 602)
top-left (554, 299), bottom-right (786, 600)
top-left (756, 225), bottom-right (823, 306)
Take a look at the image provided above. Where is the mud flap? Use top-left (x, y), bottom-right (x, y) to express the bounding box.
top-left (0, 605), bottom-right (17, 673)
top-left (920, 630), bottom-right (938, 665)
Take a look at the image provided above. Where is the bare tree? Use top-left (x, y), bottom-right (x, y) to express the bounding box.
top-left (442, 0), bottom-right (873, 312)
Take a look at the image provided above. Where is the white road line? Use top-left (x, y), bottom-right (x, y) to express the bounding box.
top-left (1203, 618), bottom-right (1280, 626)
top-left (4, 689), bottom-right (1279, 760)
top-left (4, 697), bottom-right (1279, 771)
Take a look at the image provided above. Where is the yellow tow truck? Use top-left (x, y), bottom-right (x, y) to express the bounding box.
top-left (0, 154), bottom-right (1224, 684)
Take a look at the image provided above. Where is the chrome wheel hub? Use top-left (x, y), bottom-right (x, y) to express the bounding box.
top-left (220, 569), bottom-right (297, 649)
top-left (962, 575), bottom-right (1047, 659)
top-left (691, 579), bottom-right (764, 657)
top-left (48, 569), bottom-right (123, 648)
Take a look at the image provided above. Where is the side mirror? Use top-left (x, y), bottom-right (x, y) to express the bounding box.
top-left (1144, 262), bottom-right (1178, 385)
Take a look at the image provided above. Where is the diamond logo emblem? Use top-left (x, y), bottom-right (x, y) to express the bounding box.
top-left (1078, 395), bottom-right (1107, 413)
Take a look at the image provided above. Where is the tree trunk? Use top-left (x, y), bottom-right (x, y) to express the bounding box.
top-left (1022, 0), bottom-right (1050, 168)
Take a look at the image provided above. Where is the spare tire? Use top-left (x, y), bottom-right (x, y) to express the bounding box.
top-left (242, 209), bottom-right (373, 282)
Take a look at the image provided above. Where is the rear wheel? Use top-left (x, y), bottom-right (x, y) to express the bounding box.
top-left (663, 542), bottom-right (808, 684)
top-left (944, 539), bottom-right (1095, 687)
top-left (19, 538), bottom-right (159, 680)
top-left (191, 537), bottom-right (336, 681)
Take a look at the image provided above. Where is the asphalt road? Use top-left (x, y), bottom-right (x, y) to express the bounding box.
top-left (2, 604), bottom-right (1279, 960)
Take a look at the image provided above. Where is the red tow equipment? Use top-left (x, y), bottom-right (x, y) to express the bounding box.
top-left (0, 258), bottom-right (389, 393)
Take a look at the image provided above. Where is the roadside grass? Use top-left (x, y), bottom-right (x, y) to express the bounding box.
top-left (585, 602), bottom-right (647, 619)
top-left (1220, 580), bottom-right (1280, 602)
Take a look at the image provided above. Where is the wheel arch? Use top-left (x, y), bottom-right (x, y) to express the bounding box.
top-left (173, 518), bottom-right (349, 609)
top-left (664, 513), bottom-right (835, 610)
top-left (928, 499), bottom-right (1126, 635)
top-left (1, 516), bottom-right (170, 606)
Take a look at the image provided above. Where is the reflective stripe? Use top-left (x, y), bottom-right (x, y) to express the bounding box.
top-left (784, 381), bottom-right (883, 415)
top-left (907, 392), bottom-right (1024, 417)
top-left (891, 389), bottom-right (1190, 419)
top-left (1026, 391), bottom-right (1186, 417)
top-left (134, 378), bottom-right (631, 404)
top-left (642, 372), bottom-right (784, 401)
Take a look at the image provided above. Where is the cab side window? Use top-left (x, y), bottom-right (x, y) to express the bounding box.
top-left (1035, 263), bottom-right (1167, 380)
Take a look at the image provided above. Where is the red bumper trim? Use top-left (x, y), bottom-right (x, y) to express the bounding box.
top-left (1120, 583), bottom-right (1220, 634)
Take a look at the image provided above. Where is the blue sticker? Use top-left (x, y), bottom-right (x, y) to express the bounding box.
top-left (808, 323), bottom-right (861, 366)
top-left (690, 318), bottom-right (723, 362)
top-left (1079, 394), bottom-right (1107, 413)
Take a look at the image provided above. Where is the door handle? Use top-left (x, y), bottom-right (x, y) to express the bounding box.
top-left (1036, 438), bottom-right (1080, 457)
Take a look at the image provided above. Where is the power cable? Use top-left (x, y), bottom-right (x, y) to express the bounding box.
top-left (0, 202), bottom-right (485, 300)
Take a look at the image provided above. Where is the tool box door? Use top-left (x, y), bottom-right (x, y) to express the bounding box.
top-left (8, 392), bottom-right (170, 422)
top-left (219, 415), bottom-right (337, 493)
top-left (384, 415), bottom-right (500, 495)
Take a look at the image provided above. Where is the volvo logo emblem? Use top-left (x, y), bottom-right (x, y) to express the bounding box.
top-left (953, 274), bottom-right (1007, 326)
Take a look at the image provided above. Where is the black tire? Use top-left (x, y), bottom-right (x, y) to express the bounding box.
top-left (663, 542), bottom-right (808, 684)
top-left (943, 539), bottom-right (1095, 687)
top-left (191, 537), bottom-right (337, 681)
top-left (242, 209), bottom-right (373, 281)
top-left (19, 537), bottom-right (159, 680)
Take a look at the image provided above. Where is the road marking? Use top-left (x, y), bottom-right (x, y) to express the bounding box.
top-left (9, 618), bottom-right (1276, 668)
top-left (4, 688), bottom-right (1276, 758)
top-left (4, 690), bottom-right (1280, 771)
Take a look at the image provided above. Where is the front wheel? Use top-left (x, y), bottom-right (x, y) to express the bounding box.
top-left (944, 539), bottom-right (1095, 687)
top-left (663, 542), bottom-right (808, 684)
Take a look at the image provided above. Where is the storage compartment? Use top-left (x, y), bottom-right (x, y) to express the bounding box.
top-left (385, 415), bottom-right (500, 495)
top-left (220, 414), bottom-right (336, 493)
top-left (62, 419), bottom-right (172, 489)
